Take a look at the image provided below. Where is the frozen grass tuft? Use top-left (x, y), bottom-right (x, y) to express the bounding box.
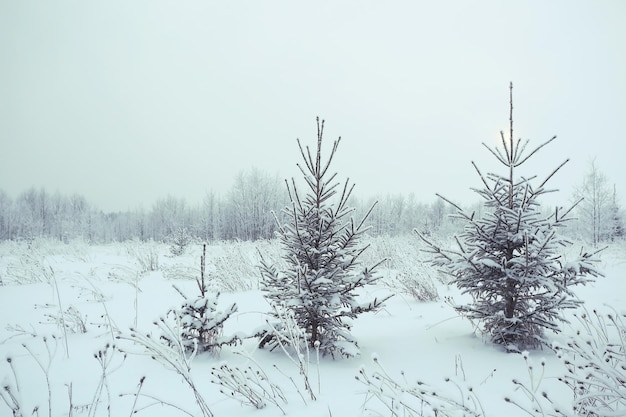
top-left (210, 239), bottom-right (284, 292)
top-left (125, 239), bottom-right (160, 273)
top-left (362, 235), bottom-right (441, 301)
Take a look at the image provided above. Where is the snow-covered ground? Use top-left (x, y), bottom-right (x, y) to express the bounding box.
top-left (0, 237), bottom-right (624, 417)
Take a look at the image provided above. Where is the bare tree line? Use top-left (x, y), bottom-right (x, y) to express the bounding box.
top-left (0, 161), bottom-right (622, 245)
top-left (0, 169), bottom-right (460, 244)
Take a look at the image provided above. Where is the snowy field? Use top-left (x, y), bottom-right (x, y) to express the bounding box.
top-left (0, 237), bottom-right (624, 417)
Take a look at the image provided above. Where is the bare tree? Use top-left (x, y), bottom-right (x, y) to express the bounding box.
top-left (572, 159), bottom-right (616, 246)
top-left (0, 190), bottom-right (14, 240)
top-left (610, 185), bottom-right (625, 240)
top-left (223, 167), bottom-right (286, 240)
top-left (200, 190), bottom-right (220, 241)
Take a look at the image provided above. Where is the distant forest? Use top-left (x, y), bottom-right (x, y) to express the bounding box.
top-left (0, 165), bottom-right (622, 245)
top-left (0, 168), bottom-right (463, 243)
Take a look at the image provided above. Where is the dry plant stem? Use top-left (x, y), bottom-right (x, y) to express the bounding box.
top-left (84, 276), bottom-right (118, 343)
top-left (1, 385), bottom-right (22, 417)
top-left (233, 350), bottom-right (289, 407)
top-left (315, 341), bottom-right (321, 396)
top-left (241, 360), bottom-right (286, 404)
top-left (127, 376), bottom-right (145, 417)
top-left (133, 274), bottom-right (139, 329)
top-left (211, 362), bottom-right (287, 414)
top-left (22, 337), bottom-right (57, 417)
top-left (118, 327), bottom-right (214, 417)
top-left (66, 383), bottom-right (73, 417)
top-left (0, 324), bottom-right (38, 344)
top-left (89, 344), bottom-right (125, 417)
top-left (504, 382), bottom-right (571, 417)
top-left (120, 391), bottom-right (196, 417)
top-left (7, 357), bottom-right (20, 393)
top-left (272, 364), bottom-right (308, 407)
top-left (357, 356), bottom-right (484, 417)
top-left (504, 395), bottom-right (546, 417)
top-left (49, 266), bottom-right (70, 358)
top-left (265, 309), bottom-right (316, 401)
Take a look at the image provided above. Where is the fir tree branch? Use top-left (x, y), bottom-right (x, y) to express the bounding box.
top-left (537, 158), bottom-right (569, 190)
top-left (515, 136), bottom-right (558, 167)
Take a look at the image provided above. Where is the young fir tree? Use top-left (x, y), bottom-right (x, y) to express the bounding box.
top-left (258, 118), bottom-right (390, 358)
top-left (169, 225), bottom-right (191, 256)
top-left (417, 84), bottom-right (602, 351)
top-left (161, 244), bottom-right (239, 354)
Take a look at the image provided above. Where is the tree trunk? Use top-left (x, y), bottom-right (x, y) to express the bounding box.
top-left (504, 278), bottom-right (516, 319)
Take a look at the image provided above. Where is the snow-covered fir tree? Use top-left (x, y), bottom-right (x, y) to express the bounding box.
top-left (417, 84), bottom-right (602, 351)
top-left (258, 118), bottom-right (390, 358)
top-left (169, 225), bottom-right (192, 256)
top-left (161, 244), bottom-right (239, 354)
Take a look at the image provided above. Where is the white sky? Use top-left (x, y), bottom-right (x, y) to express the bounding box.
top-left (1, 1), bottom-right (625, 212)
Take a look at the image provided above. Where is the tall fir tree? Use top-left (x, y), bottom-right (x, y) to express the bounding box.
top-left (258, 118), bottom-right (390, 357)
top-left (417, 84), bottom-right (602, 351)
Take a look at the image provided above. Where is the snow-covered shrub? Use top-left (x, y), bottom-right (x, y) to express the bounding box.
top-left (258, 118), bottom-right (391, 358)
top-left (417, 84), bottom-right (602, 351)
top-left (356, 354), bottom-right (484, 417)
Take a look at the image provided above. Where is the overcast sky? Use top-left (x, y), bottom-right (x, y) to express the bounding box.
top-left (1, 1), bottom-right (625, 212)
